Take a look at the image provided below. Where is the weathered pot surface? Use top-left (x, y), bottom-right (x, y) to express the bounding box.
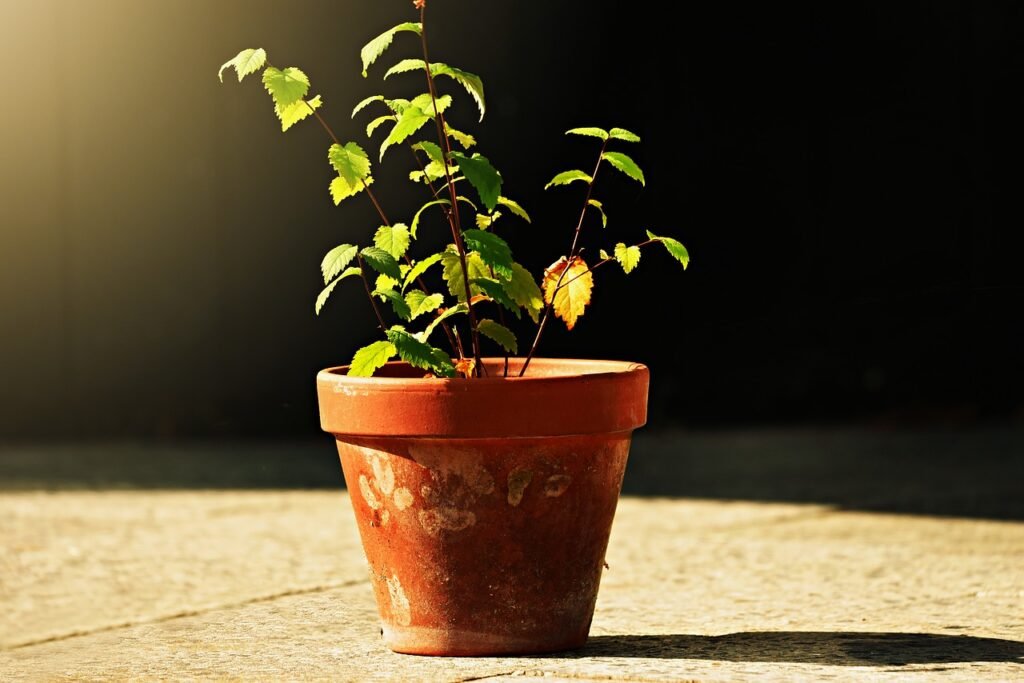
top-left (317, 358), bottom-right (649, 656)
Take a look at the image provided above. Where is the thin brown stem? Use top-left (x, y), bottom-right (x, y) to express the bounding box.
top-left (356, 254), bottom-right (388, 332)
top-left (420, 4), bottom-right (484, 376)
top-left (520, 141), bottom-right (608, 376)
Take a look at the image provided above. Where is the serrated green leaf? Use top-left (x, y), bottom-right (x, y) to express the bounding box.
top-left (496, 197), bottom-right (530, 223)
top-left (321, 243), bottom-right (358, 284)
top-left (646, 230), bottom-right (689, 268)
top-left (412, 140), bottom-right (445, 166)
top-left (384, 97), bottom-right (411, 115)
top-left (361, 22), bottom-right (422, 77)
top-left (462, 229), bottom-right (513, 280)
top-left (441, 247), bottom-right (490, 301)
top-left (471, 278), bottom-right (521, 319)
top-left (588, 199), bottom-right (608, 228)
top-left (275, 95), bottom-right (322, 132)
top-left (383, 58), bottom-right (427, 80)
top-left (360, 246), bottom-right (402, 281)
top-left (449, 152), bottom-right (501, 212)
top-left (602, 151), bottom-right (645, 186)
top-left (475, 211), bottom-right (501, 230)
top-left (380, 106), bottom-right (431, 161)
top-left (545, 170), bottom-right (592, 190)
top-left (351, 95), bottom-right (384, 119)
top-left (375, 273), bottom-right (400, 292)
top-left (387, 327), bottom-right (454, 377)
top-left (445, 125), bottom-right (476, 149)
top-left (348, 340), bottom-right (397, 377)
top-left (614, 242), bottom-right (642, 274)
top-left (373, 224), bottom-right (411, 260)
top-left (329, 175), bottom-right (372, 205)
top-left (505, 263), bottom-right (543, 323)
top-left (403, 252), bottom-right (444, 291)
top-left (566, 127), bottom-right (609, 140)
top-left (373, 288), bottom-right (412, 321)
top-left (404, 290), bottom-right (444, 320)
top-left (261, 66), bottom-right (310, 108)
top-left (419, 303), bottom-right (467, 343)
top-left (409, 93), bottom-right (452, 116)
top-left (328, 142), bottom-right (371, 185)
top-left (430, 63), bottom-right (486, 121)
top-left (219, 48), bottom-right (267, 83)
top-left (366, 115), bottom-right (393, 138)
top-left (315, 266), bottom-right (361, 315)
top-left (609, 127), bottom-right (641, 143)
top-left (411, 199), bottom-right (449, 238)
top-left (477, 319), bottom-right (518, 354)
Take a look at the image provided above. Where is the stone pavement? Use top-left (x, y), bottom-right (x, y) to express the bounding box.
top-left (1, 430), bottom-right (1023, 681)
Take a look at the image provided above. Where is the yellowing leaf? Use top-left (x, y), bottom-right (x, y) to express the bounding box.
top-left (329, 175), bottom-right (371, 205)
top-left (542, 256), bottom-right (593, 331)
top-left (219, 48), bottom-right (267, 83)
top-left (261, 67), bottom-right (310, 108)
top-left (614, 242), bottom-right (642, 274)
top-left (276, 95), bottom-right (322, 132)
top-left (454, 357), bottom-right (476, 378)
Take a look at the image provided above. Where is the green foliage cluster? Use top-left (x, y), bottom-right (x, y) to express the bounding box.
top-left (219, 3), bottom-right (688, 378)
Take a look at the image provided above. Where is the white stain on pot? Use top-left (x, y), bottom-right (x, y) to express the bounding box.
top-left (544, 474), bottom-right (572, 498)
top-left (507, 468), bottom-right (533, 507)
top-left (393, 487), bottom-right (414, 511)
top-left (407, 445), bottom-right (495, 496)
top-left (371, 456), bottom-right (395, 496)
top-left (358, 474), bottom-right (381, 510)
top-left (418, 507), bottom-right (476, 536)
top-left (386, 574), bottom-right (411, 626)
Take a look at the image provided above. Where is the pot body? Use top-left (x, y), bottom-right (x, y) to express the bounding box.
top-left (317, 358), bottom-right (648, 656)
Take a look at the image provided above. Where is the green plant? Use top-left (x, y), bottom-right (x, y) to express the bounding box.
top-left (218, 1), bottom-right (688, 378)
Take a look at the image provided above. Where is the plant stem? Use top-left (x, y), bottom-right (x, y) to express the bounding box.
top-left (519, 140), bottom-right (608, 376)
top-left (419, 4), bottom-right (484, 376)
top-left (356, 254), bottom-right (388, 332)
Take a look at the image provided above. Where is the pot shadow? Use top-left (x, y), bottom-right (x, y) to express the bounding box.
top-left (573, 631), bottom-right (1024, 666)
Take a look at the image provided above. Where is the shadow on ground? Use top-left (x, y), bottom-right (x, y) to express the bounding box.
top-left (580, 632), bottom-right (1024, 665)
top-left (1, 427), bottom-right (1022, 520)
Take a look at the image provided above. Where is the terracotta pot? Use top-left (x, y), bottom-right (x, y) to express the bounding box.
top-left (317, 357), bottom-right (649, 656)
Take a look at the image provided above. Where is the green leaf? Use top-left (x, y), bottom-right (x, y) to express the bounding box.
top-left (412, 141), bottom-right (445, 166)
top-left (375, 273), bottom-right (400, 292)
top-left (646, 230), bottom-right (689, 269)
top-left (374, 288), bottom-right (412, 321)
top-left (475, 211), bottom-right (501, 230)
top-left (441, 247), bottom-right (490, 301)
top-left (383, 58), bottom-right (427, 80)
top-left (261, 67), bottom-right (310, 108)
top-left (351, 95), bottom-right (384, 118)
top-left (419, 303), bottom-right (467, 343)
top-left (380, 106), bottom-right (431, 161)
top-left (409, 93), bottom-right (452, 116)
top-left (588, 199), bottom-right (608, 228)
top-left (366, 115), bottom-right (393, 138)
top-left (602, 151), bottom-right (645, 186)
top-left (361, 22), bottom-right (422, 77)
top-left (219, 48), bottom-right (267, 83)
top-left (384, 97), bottom-right (411, 114)
top-left (404, 290), bottom-right (444, 320)
top-left (315, 266), bottom-right (361, 315)
top-left (411, 199), bottom-right (449, 238)
top-left (275, 95), bottom-right (322, 132)
top-left (445, 125), bottom-right (476, 149)
top-left (373, 224), bottom-right (411, 260)
top-left (505, 263), bottom-right (544, 323)
top-left (328, 142), bottom-right (371, 185)
top-left (545, 170), bottom-right (592, 190)
top-left (430, 63), bottom-right (486, 121)
top-left (609, 127), bottom-right (641, 143)
top-left (477, 319), bottom-right (518, 354)
top-left (462, 229), bottom-right (513, 280)
top-left (321, 243), bottom-right (358, 284)
top-left (449, 152), bottom-right (502, 212)
top-left (348, 340), bottom-right (397, 377)
top-left (387, 327), bottom-right (454, 377)
top-left (360, 246), bottom-right (402, 281)
top-left (566, 127), bottom-right (609, 140)
top-left (471, 278), bottom-right (521, 319)
top-left (329, 175), bottom-right (371, 205)
top-left (496, 197), bottom-right (531, 223)
top-left (614, 242), bottom-right (642, 274)
top-left (403, 252), bottom-right (444, 291)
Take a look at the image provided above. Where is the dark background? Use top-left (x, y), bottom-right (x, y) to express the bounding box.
top-left (2, 0), bottom-right (1022, 439)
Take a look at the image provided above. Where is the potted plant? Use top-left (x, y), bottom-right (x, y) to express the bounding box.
top-left (218, 0), bottom-right (688, 656)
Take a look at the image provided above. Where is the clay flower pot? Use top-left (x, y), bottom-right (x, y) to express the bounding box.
top-left (317, 357), bottom-right (649, 656)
